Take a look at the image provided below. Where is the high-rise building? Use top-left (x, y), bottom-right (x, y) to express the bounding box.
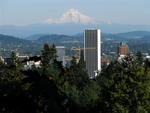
top-left (84, 29), bottom-right (101, 78)
top-left (118, 42), bottom-right (129, 57)
top-left (56, 46), bottom-right (66, 66)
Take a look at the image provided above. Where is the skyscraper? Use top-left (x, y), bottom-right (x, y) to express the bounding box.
top-left (84, 29), bottom-right (101, 78)
top-left (56, 46), bottom-right (66, 66)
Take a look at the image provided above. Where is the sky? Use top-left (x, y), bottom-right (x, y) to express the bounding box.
top-left (0, 0), bottom-right (150, 26)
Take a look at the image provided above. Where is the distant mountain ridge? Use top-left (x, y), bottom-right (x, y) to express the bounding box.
top-left (0, 31), bottom-right (150, 45)
top-left (0, 34), bottom-right (32, 45)
top-left (0, 23), bottom-right (150, 38)
top-left (0, 34), bottom-right (41, 56)
top-left (25, 31), bottom-right (150, 43)
top-left (36, 34), bottom-right (79, 44)
top-left (117, 31), bottom-right (150, 36)
top-left (0, 30), bottom-right (150, 56)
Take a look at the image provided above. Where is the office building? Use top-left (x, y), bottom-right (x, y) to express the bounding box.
top-left (84, 29), bottom-right (101, 78)
top-left (56, 46), bottom-right (66, 66)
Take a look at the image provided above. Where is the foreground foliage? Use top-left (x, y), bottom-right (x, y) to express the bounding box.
top-left (0, 44), bottom-right (150, 113)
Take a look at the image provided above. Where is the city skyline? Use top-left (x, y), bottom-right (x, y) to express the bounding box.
top-left (0, 0), bottom-right (150, 26)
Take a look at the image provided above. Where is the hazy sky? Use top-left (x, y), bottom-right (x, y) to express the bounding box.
top-left (0, 0), bottom-right (150, 25)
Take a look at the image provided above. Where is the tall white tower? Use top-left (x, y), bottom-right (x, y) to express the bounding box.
top-left (84, 29), bottom-right (101, 78)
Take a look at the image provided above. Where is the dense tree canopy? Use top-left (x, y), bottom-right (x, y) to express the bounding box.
top-left (98, 56), bottom-right (150, 113)
top-left (0, 44), bottom-right (150, 113)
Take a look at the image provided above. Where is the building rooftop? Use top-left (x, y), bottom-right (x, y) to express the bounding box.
top-left (56, 46), bottom-right (65, 49)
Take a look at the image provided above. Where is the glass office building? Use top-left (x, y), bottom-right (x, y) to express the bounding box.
top-left (84, 29), bottom-right (101, 78)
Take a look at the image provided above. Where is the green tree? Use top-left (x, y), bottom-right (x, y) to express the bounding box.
top-left (10, 51), bottom-right (21, 68)
top-left (144, 59), bottom-right (150, 72)
top-left (0, 51), bottom-right (24, 82)
top-left (136, 51), bottom-right (143, 65)
top-left (59, 55), bottom-right (101, 113)
top-left (41, 44), bottom-right (51, 68)
top-left (98, 57), bottom-right (150, 113)
top-left (41, 43), bottom-right (58, 75)
top-left (66, 56), bottom-right (89, 88)
top-left (78, 51), bottom-right (86, 69)
top-left (41, 44), bottom-right (57, 67)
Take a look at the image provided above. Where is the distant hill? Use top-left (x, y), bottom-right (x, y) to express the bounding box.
top-left (0, 30), bottom-right (150, 57)
top-left (0, 34), bottom-right (41, 56)
top-left (25, 31), bottom-right (150, 43)
top-left (101, 31), bottom-right (150, 41)
top-left (26, 34), bottom-right (45, 41)
top-left (0, 34), bottom-right (32, 46)
top-left (116, 31), bottom-right (150, 39)
top-left (0, 23), bottom-right (150, 38)
top-left (26, 34), bottom-right (81, 44)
